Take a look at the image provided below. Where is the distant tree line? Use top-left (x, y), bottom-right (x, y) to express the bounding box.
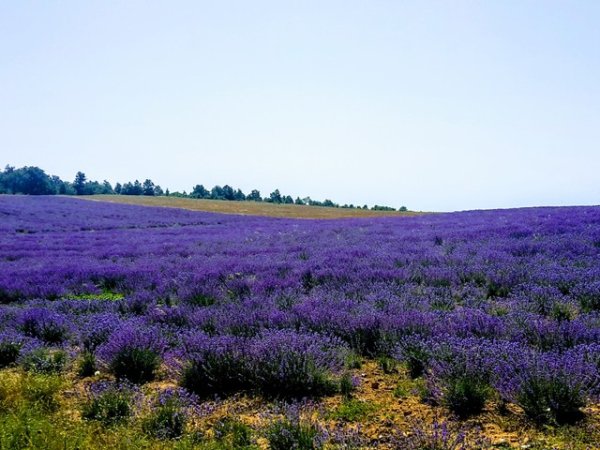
top-left (0, 165), bottom-right (408, 212)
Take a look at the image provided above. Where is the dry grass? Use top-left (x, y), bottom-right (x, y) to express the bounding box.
top-left (2, 361), bottom-right (598, 449)
top-left (79, 195), bottom-right (424, 219)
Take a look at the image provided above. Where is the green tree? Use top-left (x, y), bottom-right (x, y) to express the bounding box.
top-left (73, 171), bottom-right (88, 195)
top-left (101, 180), bottom-right (114, 194)
top-left (191, 184), bottom-right (209, 199)
top-left (269, 189), bottom-right (282, 204)
top-left (0, 166), bottom-right (66, 195)
top-left (247, 189), bottom-right (262, 201)
top-left (142, 179), bottom-right (155, 196)
top-left (211, 185), bottom-right (224, 200)
top-left (234, 189), bottom-right (246, 201)
top-left (132, 180), bottom-right (143, 195)
top-left (121, 180), bottom-right (143, 195)
top-left (222, 185), bottom-right (235, 200)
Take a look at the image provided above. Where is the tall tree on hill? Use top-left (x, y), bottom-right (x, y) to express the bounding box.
top-left (269, 189), bottom-right (282, 204)
top-left (211, 185), bottom-right (224, 200)
top-left (132, 180), bottom-right (143, 195)
top-left (191, 184), bottom-right (209, 199)
top-left (121, 180), bottom-right (143, 195)
top-left (73, 171), bottom-right (87, 195)
top-left (102, 180), bottom-right (114, 194)
top-left (247, 189), bottom-right (262, 202)
top-left (142, 179), bottom-right (155, 196)
top-left (234, 189), bottom-right (246, 201)
top-left (222, 185), bottom-right (235, 201)
top-left (17, 166), bottom-right (55, 195)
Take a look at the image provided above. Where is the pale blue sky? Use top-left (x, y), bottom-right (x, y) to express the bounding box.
top-left (1, 1), bottom-right (598, 211)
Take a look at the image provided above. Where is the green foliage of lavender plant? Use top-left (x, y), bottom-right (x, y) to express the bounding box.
top-left (109, 347), bottom-right (160, 384)
top-left (389, 420), bottom-right (488, 450)
top-left (330, 398), bottom-right (376, 422)
top-left (265, 418), bottom-right (323, 450)
top-left (0, 342), bottom-right (20, 368)
top-left (99, 327), bottom-right (165, 384)
top-left (212, 417), bottom-right (256, 449)
top-left (142, 389), bottom-right (196, 440)
top-left (21, 348), bottom-right (67, 374)
top-left (377, 355), bottom-right (398, 374)
top-left (338, 372), bottom-right (357, 399)
top-left (516, 375), bottom-right (586, 425)
top-left (180, 350), bottom-right (249, 398)
top-left (81, 382), bottom-right (133, 426)
top-left (77, 351), bottom-right (97, 377)
top-left (21, 374), bottom-right (63, 413)
top-left (426, 339), bottom-right (494, 418)
top-left (443, 375), bottom-right (492, 418)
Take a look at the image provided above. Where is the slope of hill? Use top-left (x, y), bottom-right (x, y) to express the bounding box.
top-left (80, 194), bottom-right (421, 219)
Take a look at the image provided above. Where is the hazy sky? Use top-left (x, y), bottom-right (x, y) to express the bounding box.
top-left (1, 1), bottom-right (599, 211)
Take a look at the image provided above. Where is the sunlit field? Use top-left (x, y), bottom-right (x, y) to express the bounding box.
top-left (1, 196), bottom-right (599, 449)
top-left (81, 195), bottom-right (421, 219)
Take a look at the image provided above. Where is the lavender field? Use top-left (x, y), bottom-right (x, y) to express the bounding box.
top-left (1, 196), bottom-right (600, 449)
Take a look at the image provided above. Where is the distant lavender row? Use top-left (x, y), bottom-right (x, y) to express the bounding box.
top-left (1, 196), bottom-right (599, 420)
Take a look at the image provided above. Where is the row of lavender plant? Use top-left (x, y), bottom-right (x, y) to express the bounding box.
top-left (1, 196), bottom-right (599, 425)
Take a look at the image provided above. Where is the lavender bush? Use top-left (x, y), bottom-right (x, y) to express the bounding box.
top-left (20, 346), bottom-right (67, 374)
top-left (81, 381), bottom-right (137, 425)
top-left (142, 388), bottom-right (198, 439)
top-left (495, 348), bottom-right (598, 424)
top-left (178, 331), bottom-right (344, 398)
top-left (247, 330), bottom-right (344, 398)
top-left (390, 420), bottom-right (491, 450)
top-left (17, 308), bottom-right (70, 344)
top-left (179, 333), bottom-right (249, 397)
top-left (0, 331), bottom-right (23, 368)
top-left (426, 338), bottom-right (495, 417)
top-left (97, 325), bottom-right (166, 383)
top-left (264, 403), bottom-right (326, 450)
